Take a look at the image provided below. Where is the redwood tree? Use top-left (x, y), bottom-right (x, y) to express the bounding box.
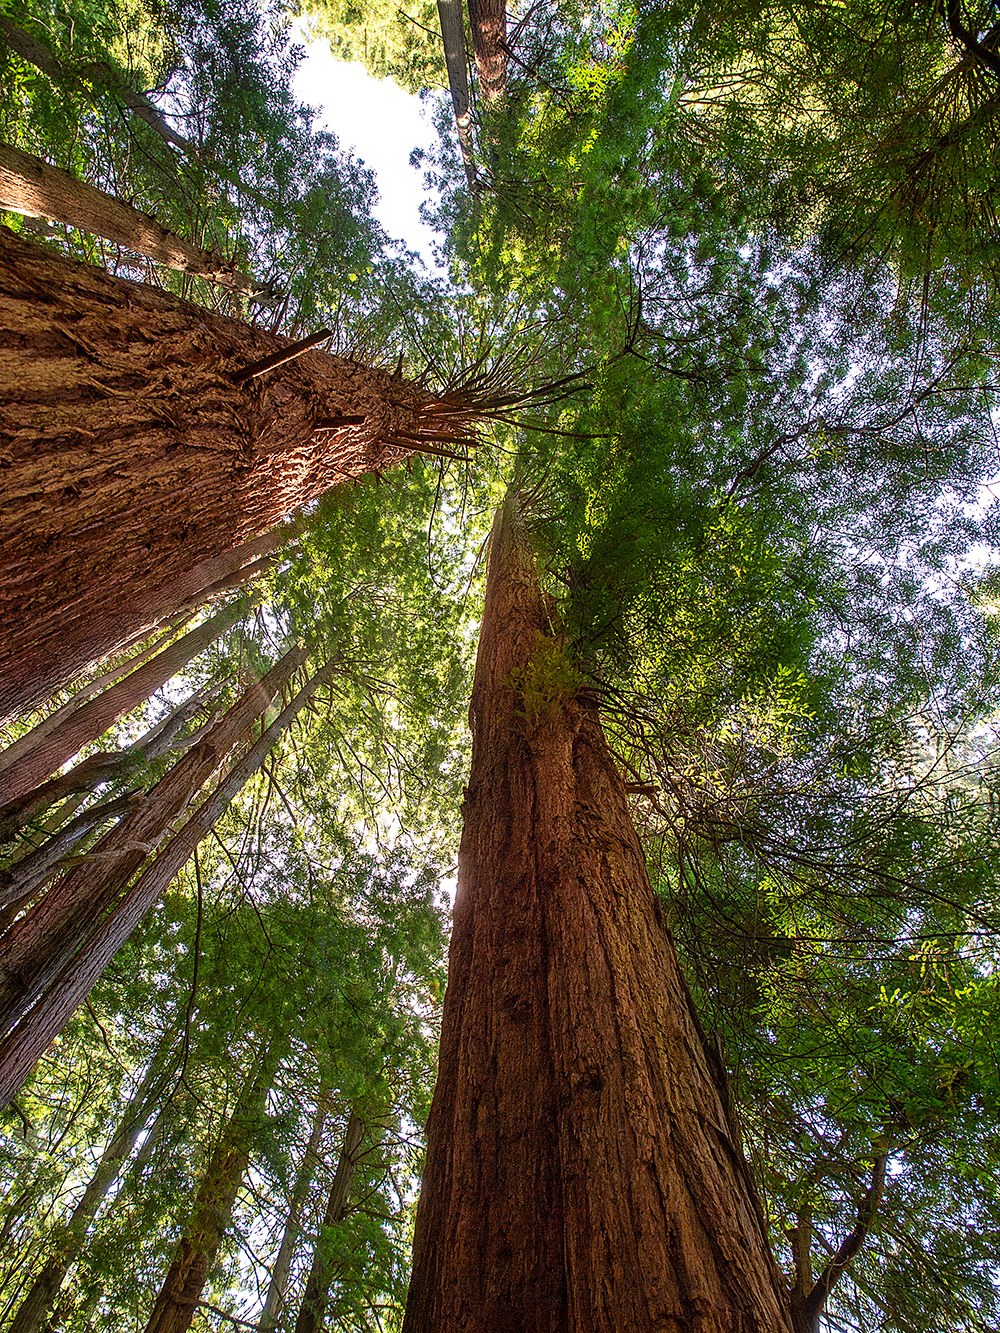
top-left (403, 496), bottom-right (794, 1333)
top-left (0, 225), bottom-right (480, 719)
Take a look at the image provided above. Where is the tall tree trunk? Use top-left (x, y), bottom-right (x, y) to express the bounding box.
top-left (0, 141), bottom-right (277, 302)
top-left (0, 645), bottom-right (308, 1048)
top-left (293, 1113), bottom-right (366, 1333)
top-left (0, 678), bottom-right (219, 848)
top-left (0, 226), bottom-right (479, 720)
top-left (0, 17), bottom-right (197, 157)
top-left (0, 654), bottom-right (336, 1107)
top-left (0, 616), bottom-right (192, 761)
top-left (437, 0), bottom-right (476, 183)
top-left (143, 1043), bottom-right (278, 1333)
top-left (8, 1027), bottom-right (181, 1333)
top-left (0, 598), bottom-right (250, 810)
top-left (467, 0), bottom-right (506, 102)
top-left (257, 1098), bottom-right (329, 1332)
top-left (0, 790), bottom-right (143, 927)
top-left (402, 496), bottom-right (794, 1333)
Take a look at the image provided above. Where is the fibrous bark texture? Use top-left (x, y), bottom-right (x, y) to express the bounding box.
top-left (403, 497), bottom-right (794, 1333)
top-left (0, 226), bottom-right (478, 718)
top-left (468, 0), bottom-right (506, 101)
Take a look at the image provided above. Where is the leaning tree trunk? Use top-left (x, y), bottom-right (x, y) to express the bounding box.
top-left (0, 644), bottom-right (308, 1049)
top-left (8, 1026), bottom-right (181, 1333)
top-left (293, 1112), bottom-right (366, 1333)
top-left (0, 653), bottom-right (336, 1107)
top-left (0, 226), bottom-right (480, 720)
top-left (0, 597), bottom-right (249, 810)
top-left (0, 17), bottom-right (196, 156)
top-left (402, 496), bottom-right (794, 1333)
top-left (0, 141), bottom-right (277, 302)
top-left (144, 1042), bottom-right (279, 1333)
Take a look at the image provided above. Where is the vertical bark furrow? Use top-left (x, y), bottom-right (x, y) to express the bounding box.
top-left (403, 495), bottom-right (793, 1333)
top-left (0, 227), bottom-right (479, 718)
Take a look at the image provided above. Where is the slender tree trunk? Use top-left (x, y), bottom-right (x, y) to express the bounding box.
top-left (0, 226), bottom-right (478, 721)
top-left (0, 644), bottom-right (308, 1048)
top-left (293, 1113), bottom-right (366, 1333)
top-left (0, 141), bottom-right (277, 302)
top-left (0, 790), bottom-right (143, 926)
top-left (402, 496), bottom-right (794, 1333)
top-left (8, 1028), bottom-right (181, 1333)
top-left (144, 1043), bottom-right (279, 1333)
top-left (0, 654), bottom-right (335, 1107)
top-left (437, 0), bottom-right (476, 183)
top-left (0, 16), bottom-right (196, 156)
top-left (0, 598), bottom-right (250, 809)
top-left (0, 614), bottom-right (192, 747)
top-left (257, 1098), bottom-right (329, 1332)
top-left (467, 0), bottom-right (506, 101)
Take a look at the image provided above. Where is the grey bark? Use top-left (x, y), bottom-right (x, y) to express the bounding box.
top-left (257, 1098), bottom-right (329, 1331)
top-left (0, 140), bottom-right (277, 302)
top-left (293, 1113), bottom-right (366, 1333)
top-left (437, 0), bottom-right (476, 183)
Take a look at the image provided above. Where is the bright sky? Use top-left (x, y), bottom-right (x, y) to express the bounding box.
top-left (290, 20), bottom-right (441, 266)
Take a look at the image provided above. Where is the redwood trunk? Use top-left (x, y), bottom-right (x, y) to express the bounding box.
top-left (0, 654), bottom-right (334, 1107)
top-left (0, 645), bottom-right (308, 1045)
top-left (0, 141), bottom-right (275, 301)
top-left (0, 226), bottom-right (477, 718)
top-left (402, 497), bottom-right (794, 1333)
top-left (468, 0), bottom-right (506, 101)
top-left (293, 1112), bottom-right (365, 1333)
top-left (144, 1045), bottom-right (277, 1333)
top-left (0, 597), bottom-right (251, 809)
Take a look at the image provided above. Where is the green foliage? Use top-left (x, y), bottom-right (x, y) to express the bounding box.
top-left (296, 0), bottom-right (445, 95)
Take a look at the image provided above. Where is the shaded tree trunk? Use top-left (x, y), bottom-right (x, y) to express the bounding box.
top-left (8, 1028), bottom-right (181, 1333)
top-left (437, 0), bottom-right (476, 183)
top-left (0, 789), bottom-right (143, 927)
top-left (257, 1097), bottom-right (329, 1332)
top-left (0, 16), bottom-right (196, 157)
top-left (402, 496), bottom-right (794, 1333)
top-left (468, 0), bottom-right (506, 102)
top-left (0, 644), bottom-right (308, 1049)
top-left (0, 654), bottom-right (336, 1107)
top-left (0, 226), bottom-right (480, 719)
top-left (293, 1113), bottom-right (366, 1333)
top-left (144, 1043), bottom-right (279, 1333)
top-left (0, 598), bottom-right (250, 810)
top-left (0, 141), bottom-right (277, 302)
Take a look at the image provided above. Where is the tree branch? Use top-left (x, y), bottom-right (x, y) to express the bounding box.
top-left (798, 1152), bottom-right (888, 1331)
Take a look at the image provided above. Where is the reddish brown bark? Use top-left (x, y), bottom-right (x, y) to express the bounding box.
top-left (0, 226), bottom-right (478, 719)
top-left (0, 598), bottom-right (250, 810)
top-left (468, 0), bottom-right (506, 101)
top-left (0, 644), bottom-right (308, 1044)
top-left (403, 497), bottom-right (794, 1333)
top-left (0, 654), bottom-right (332, 1108)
